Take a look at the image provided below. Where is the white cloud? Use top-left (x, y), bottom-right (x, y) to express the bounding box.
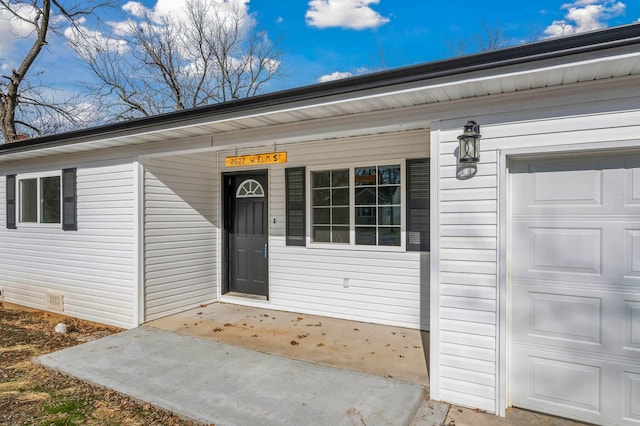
top-left (122, 0), bottom-right (252, 28)
top-left (64, 22), bottom-right (129, 60)
top-left (544, 0), bottom-right (626, 37)
top-left (318, 71), bottom-right (353, 82)
top-left (0, 3), bottom-right (38, 58)
top-left (306, 0), bottom-right (389, 30)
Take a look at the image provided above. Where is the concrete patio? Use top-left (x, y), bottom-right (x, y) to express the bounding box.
top-left (36, 302), bottom-right (589, 425)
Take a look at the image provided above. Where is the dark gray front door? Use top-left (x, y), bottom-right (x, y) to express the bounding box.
top-left (225, 172), bottom-right (268, 297)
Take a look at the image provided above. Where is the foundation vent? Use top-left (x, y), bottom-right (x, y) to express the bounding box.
top-left (0, 288), bottom-right (4, 300)
top-left (46, 293), bottom-right (64, 311)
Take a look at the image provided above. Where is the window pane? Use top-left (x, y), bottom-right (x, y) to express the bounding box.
top-left (313, 189), bottom-right (330, 206)
top-left (20, 179), bottom-right (37, 223)
top-left (378, 165), bottom-right (401, 185)
top-left (355, 188), bottom-right (376, 205)
top-left (312, 171), bottom-right (330, 188)
top-left (332, 169), bottom-right (349, 187)
top-left (378, 186), bottom-right (400, 205)
top-left (332, 226), bottom-right (349, 243)
top-left (313, 226), bottom-right (330, 242)
top-left (355, 167), bottom-right (376, 186)
top-left (313, 208), bottom-right (330, 224)
top-left (355, 207), bottom-right (376, 225)
top-left (332, 188), bottom-right (349, 206)
top-left (378, 206), bottom-right (401, 225)
top-left (355, 227), bottom-right (376, 245)
top-left (41, 176), bottom-right (61, 224)
top-left (379, 227), bottom-right (401, 246)
top-left (332, 207), bottom-right (349, 225)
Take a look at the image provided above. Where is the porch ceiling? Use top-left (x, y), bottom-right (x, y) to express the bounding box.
top-left (1, 46), bottom-right (640, 163)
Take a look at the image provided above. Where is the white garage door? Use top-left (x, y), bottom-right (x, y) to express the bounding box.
top-left (510, 153), bottom-right (640, 425)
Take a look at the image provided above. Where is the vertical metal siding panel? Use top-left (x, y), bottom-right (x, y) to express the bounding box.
top-left (143, 152), bottom-right (217, 320)
top-left (0, 161), bottom-right (137, 328)
top-left (222, 130), bottom-right (430, 329)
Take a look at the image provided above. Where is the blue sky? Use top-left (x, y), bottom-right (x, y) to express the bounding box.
top-left (2, 0), bottom-right (640, 101)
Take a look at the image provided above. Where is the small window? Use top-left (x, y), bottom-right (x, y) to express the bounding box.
top-left (311, 169), bottom-right (350, 243)
top-left (18, 174), bottom-right (61, 224)
top-left (41, 176), bottom-right (61, 223)
top-left (355, 165), bottom-right (401, 246)
top-left (20, 178), bottom-right (38, 223)
top-left (236, 179), bottom-right (264, 198)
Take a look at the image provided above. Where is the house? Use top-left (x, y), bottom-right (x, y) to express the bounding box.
top-left (2, 23), bottom-right (640, 425)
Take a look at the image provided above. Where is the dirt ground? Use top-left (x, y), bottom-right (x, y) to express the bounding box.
top-left (0, 302), bottom-right (202, 426)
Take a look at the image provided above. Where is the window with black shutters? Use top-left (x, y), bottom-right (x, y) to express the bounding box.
top-left (406, 158), bottom-right (430, 251)
top-left (285, 167), bottom-right (305, 246)
top-left (7, 169), bottom-right (77, 230)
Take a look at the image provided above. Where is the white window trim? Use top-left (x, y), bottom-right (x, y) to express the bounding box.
top-left (306, 160), bottom-right (406, 252)
top-left (16, 170), bottom-right (62, 228)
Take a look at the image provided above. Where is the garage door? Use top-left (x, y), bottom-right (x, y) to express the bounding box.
top-left (510, 153), bottom-right (640, 425)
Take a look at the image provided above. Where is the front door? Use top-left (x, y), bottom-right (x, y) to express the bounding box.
top-left (224, 172), bottom-right (268, 298)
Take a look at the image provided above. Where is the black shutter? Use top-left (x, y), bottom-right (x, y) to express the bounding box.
top-left (406, 158), bottom-right (430, 251)
top-left (62, 168), bottom-right (77, 231)
top-left (6, 174), bottom-right (16, 229)
top-left (285, 167), bottom-right (306, 246)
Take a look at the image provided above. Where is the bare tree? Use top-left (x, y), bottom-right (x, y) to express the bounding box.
top-left (447, 19), bottom-right (525, 56)
top-left (0, 0), bottom-right (110, 143)
top-left (67, 0), bottom-right (284, 120)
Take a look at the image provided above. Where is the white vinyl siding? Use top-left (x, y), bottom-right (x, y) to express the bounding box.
top-left (143, 152), bottom-right (217, 321)
top-left (0, 160), bottom-right (136, 328)
top-left (432, 93), bottom-right (640, 413)
top-left (222, 130), bottom-right (430, 329)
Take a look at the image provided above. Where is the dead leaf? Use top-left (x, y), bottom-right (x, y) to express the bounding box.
top-left (200, 304), bottom-right (207, 308)
top-left (223, 323), bottom-right (233, 327)
top-left (316, 343), bottom-right (324, 347)
top-left (290, 340), bottom-right (299, 346)
top-left (213, 328), bottom-right (223, 332)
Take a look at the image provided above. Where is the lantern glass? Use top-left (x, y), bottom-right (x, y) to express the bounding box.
top-left (457, 121), bottom-right (481, 163)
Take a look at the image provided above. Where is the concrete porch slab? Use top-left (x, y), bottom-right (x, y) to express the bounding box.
top-left (146, 302), bottom-right (430, 388)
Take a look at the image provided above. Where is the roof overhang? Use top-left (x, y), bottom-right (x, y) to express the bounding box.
top-left (1, 23), bottom-right (640, 163)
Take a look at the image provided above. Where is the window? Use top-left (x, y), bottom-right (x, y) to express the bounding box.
top-left (19, 175), bottom-right (60, 224)
top-left (6, 168), bottom-right (76, 230)
top-left (288, 158), bottom-right (429, 250)
top-left (311, 169), bottom-right (350, 243)
top-left (309, 163), bottom-right (403, 248)
top-left (355, 165), bottom-right (401, 246)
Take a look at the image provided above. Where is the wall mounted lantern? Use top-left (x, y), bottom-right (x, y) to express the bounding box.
top-left (457, 121), bottom-right (481, 164)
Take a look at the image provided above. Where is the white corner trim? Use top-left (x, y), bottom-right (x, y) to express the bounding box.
top-left (429, 122), bottom-right (442, 401)
top-left (497, 150), bottom-right (508, 416)
top-left (133, 159), bottom-right (145, 326)
top-left (216, 151), bottom-right (222, 301)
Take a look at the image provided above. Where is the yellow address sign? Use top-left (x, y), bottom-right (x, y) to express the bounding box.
top-left (225, 152), bottom-right (287, 167)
